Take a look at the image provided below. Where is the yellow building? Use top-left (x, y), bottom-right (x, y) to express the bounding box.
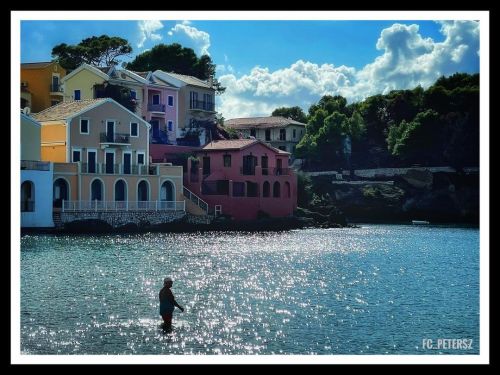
top-left (21, 61), bottom-right (66, 113)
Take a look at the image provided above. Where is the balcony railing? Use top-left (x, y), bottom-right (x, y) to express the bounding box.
top-left (62, 200), bottom-right (185, 212)
top-left (273, 168), bottom-right (290, 176)
top-left (100, 132), bottom-right (130, 144)
top-left (240, 167), bottom-right (255, 175)
top-left (183, 187), bottom-right (209, 214)
top-left (148, 103), bottom-right (166, 112)
top-left (21, 160), bottom-right (50, 171)
top-left (50, 84), bottom-right (63, 92)
top-left (189, 100), bottom-right (215, 111)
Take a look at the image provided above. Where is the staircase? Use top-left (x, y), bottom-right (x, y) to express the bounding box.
top-left (183, 187), bottom-right (210, 216)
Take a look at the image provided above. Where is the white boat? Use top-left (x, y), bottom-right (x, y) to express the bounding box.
top-left (412, 220), bottom-right (430, 225)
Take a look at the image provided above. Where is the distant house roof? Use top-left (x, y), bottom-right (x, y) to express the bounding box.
top-left (153, 70), bottom-right (213, 89)
top-left (201, 139), bottom-right (290, 154)
top-left (167, 72), bottom-right (212, 88)
top-left (225, 116), bottom-right (306, 129)
top-left (21, 62), bottom-right (54, 69)
top-left (32, 99), bottom-right (108, 122)
top-left (32, 98), bottom-right (151, 129)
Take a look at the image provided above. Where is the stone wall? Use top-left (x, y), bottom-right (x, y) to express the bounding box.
top-left (61, 210), bottom-right (186, 228)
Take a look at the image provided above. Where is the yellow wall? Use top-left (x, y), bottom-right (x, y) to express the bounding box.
top-left (63, 69), bottom-right (106, 102)
top-left (41, 145), bottom-right (66, 162)
top-left (21, 116), bottom-right (41, 160)
top-left (21, 63), bottom-right (66, 112)
top-left (40, 122), bottom-right (67, 162)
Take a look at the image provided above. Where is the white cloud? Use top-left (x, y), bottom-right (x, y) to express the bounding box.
top-left (216, 21), bottom-right (480, 119)
top-left (167, 22), bottom-right (211, 56)
top-left (137, 20), bottom-right (164, 48)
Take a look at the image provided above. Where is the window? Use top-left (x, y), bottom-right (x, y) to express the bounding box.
top-left (190, 91), bottom-right (198, 108)
top-left (130, 122), bottom-right (138, 137)
top-left (51, 100), bottom-right (59, 107)
top-left (137, 153), bottom-right (145, 165)
top-left (232, 182), bottom-right (245, 197)
top-left (168, 95), bottom-right (174, 106)
top-left (250, 129), bottom-right (256, 138)
top-left (130, 90), bottom-right (137, 100)
top-left (293, 129), bottom-right (296, 139)
top-left (265, 129), bottom-right (271, 141)
top-left (152, 94), bottom-right (160, 105)
top-left (80, 119), bottom-right (89, 134)
top-left (279, 129), bottom-right (286, 141)
top-left (72, 149), bottom-right (81, 162)
top-left (223, 154), bottom-right (231, 167)
top-left (167, 121), bottom-right (173, 132)
top-left (74, 90), bottom-right (81, 100)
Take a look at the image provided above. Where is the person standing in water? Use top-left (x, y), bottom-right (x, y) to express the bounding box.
top-left (159, 277), bottom-right (184, 332)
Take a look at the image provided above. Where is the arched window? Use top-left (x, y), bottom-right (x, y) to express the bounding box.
top-left (91, 179), bottom-right (103, 201)
top-left (53, 178), bottom-right (68, 207)
top-left (273, 181), bottom-right (281, 198)
top-left (138, 180), bottom-right (149, 201)
top-left (262, 181), bottom-right (270, 198)
top-left (115, 180), bottom-right (126, 201)
top-left (285, 181), bottom-right (291, 198)
top-left (161, 180), bottom-right (174, 201)
top-left (21, 181), bottom-right (34, 212)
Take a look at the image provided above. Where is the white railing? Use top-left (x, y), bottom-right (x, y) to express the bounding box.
top-left (62, 200), bottom-right (185, 212)
top-left (183, 187), bottom-right (209, 214)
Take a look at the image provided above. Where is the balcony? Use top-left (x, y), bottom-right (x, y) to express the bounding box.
top-left (62, 200), bottom-right (185, 212)
top-left (150, 129), bottom-right (170, 144)
top-left (273, 168), bottom-right (290, 176)
top-left (50, 84), bottom-right (63, 95)
top-left (21, 160), bottom-right (50, 171)
top-left (189, 100), bottom-right (215, 112)
top-left (148, 103), bottom-right (166, 113)
top-left (87, 163), bottom-right (158, 175)
top-left (240, 167), bottom-right (255, 176)
top-left (100, 132), bottom-right (130, 145)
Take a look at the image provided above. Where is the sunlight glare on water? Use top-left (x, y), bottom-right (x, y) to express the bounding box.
top-left (20, 225), bottom-right (479, 354)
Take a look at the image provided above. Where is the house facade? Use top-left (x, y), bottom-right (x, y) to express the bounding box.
top-left (21, 61), bottom-right (66, 112)
top-left (224, 116), bottom-right (306, 157)
top-left (184, 139), bottom-right (297, 221)
top-left (152, 70), bottom-right (216, 146)
top-left (20, 113), bottom-right (54, 228)
top-left (32, 98), bottom-right (187, 227)
top-left (62, 64), bottom-right (179, 145)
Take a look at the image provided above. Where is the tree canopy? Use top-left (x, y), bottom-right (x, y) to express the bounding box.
top-left (52, 35), bottom-right (132, 70)
top-left (296, 73), bottom-right (479, 169)
top-left (126, 43), bottom-right (225, 94)
top-left (271, 106), bottom-right (307, 123)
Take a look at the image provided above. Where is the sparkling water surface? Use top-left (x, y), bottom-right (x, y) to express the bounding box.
top-left (20, 225), bottom-right (479, 355)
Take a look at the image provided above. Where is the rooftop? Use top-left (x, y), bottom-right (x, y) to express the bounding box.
top-left (32, 99), bottom-right (108, 121)
top-left (165, 72), bottom-right (213, 89)
top-left (202, 139), bottom-right (290, 154)
top-left (21, 62), bottom-right (54, 69)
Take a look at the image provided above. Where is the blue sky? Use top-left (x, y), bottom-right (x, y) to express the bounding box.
top-left (20, 18), bottom-right (480, 119)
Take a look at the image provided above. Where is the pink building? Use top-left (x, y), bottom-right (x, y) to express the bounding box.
top-left (184, 139), bottom-right (297, 221)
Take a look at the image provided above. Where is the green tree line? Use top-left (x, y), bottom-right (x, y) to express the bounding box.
top-left (293, 73), bottom-right (479, 169)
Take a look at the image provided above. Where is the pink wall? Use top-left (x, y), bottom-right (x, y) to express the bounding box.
top-left (184, 142), bottom-right (297, 220)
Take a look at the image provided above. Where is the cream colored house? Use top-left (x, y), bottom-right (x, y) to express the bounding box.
top-left (225, 116), bottom-right (306, 157)
top-left (32, 98), bottom-right (185, 218)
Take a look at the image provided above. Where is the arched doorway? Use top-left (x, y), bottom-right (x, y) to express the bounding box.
top-left (53, 178), bottom-right (68, 208)
top-left (161, 180), bottom-right (174, 209)
top-left (115, 180), bottom-right (126, 201)
top-left (91, 179), bottom-right (103, 201)
top-left (262, 181), bottom-right (270, 198)
top-left (138, 180), bottom-right (149, 201)
top-left (21, 181), bottom-right (34, 212)
top-left (285, 182), bottom-right (291, 198)
top-left (161, 180), bottom-right (174, 201)
top-left (273, 181), bottom-right (281, 198)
